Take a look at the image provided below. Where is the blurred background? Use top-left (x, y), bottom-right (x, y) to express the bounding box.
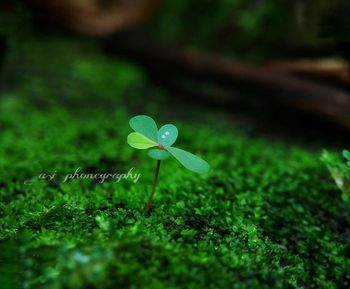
top-left (0, 0), bottom-right (350, 143)
top-left (1, 2), bottom-right (350, 288)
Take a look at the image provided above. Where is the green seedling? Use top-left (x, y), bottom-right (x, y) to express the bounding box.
top-left (127, 115), bottom-right (210, 214)
top-left (321, 149), bottom-right (350, 201)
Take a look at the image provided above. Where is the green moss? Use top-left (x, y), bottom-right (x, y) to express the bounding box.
top-left (0, 34), bottom-right (349, 289)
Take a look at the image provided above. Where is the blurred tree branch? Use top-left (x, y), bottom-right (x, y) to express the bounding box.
top-left (106, 32), bottom-right (350, 130)
top-left (265, 59), bottom-right (350, 87)
top-left (31, 0), bottom-right (159, 36)
top-left (4, 1), bottom-right (350, 130)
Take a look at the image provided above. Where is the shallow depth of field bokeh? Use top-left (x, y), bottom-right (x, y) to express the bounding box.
top-left (0, 1), bottom-right (350, 289)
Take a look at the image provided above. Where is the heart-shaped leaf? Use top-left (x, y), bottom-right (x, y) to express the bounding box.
top-left (158, 124), bottom-right (178, 146)
top-left (148, 149), bottom-right (170, 160)
top-left (166, 146), bottom-right (210, 174)
top-left (127, 132), bottom-right (158, 149)
top-left (129, 115), bottom-right (158, 142)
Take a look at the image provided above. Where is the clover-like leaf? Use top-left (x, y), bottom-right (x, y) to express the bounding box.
top-left (129, 115), bottom-right (158, 142)
top-left (127, 115), bottom-right (210, 214)
top-left (158, 124), bottom-right (178, 147)
top-left (148, 149), bottom-right (170, 160)
top-left (127, 132), bottom-right (158, 149)
top-left (166, 146), bottom-right (210, 174)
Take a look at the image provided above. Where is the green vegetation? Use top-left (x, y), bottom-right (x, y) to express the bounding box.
top-left (321, 150), bottom-right (350, 201)
top-left (0, 11), bottom-right (349, 289)
top-left (127, 115), bottom-right (210, 213)
top-left (152, 0), bottom-right (348, 62)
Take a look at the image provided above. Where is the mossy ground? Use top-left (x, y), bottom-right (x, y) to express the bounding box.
top-left (0, 36), bottom-right (349, 289)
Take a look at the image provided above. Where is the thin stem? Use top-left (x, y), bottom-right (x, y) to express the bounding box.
top-left (144, 160), bottom-right (161, 215)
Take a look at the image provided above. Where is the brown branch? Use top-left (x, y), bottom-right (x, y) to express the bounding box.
top-left (106, 33), bottom-right (350, 130)
top-left (31, 0), bottom-right (160, 37)
top-left (265, 58), bottom-right (350, 86)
